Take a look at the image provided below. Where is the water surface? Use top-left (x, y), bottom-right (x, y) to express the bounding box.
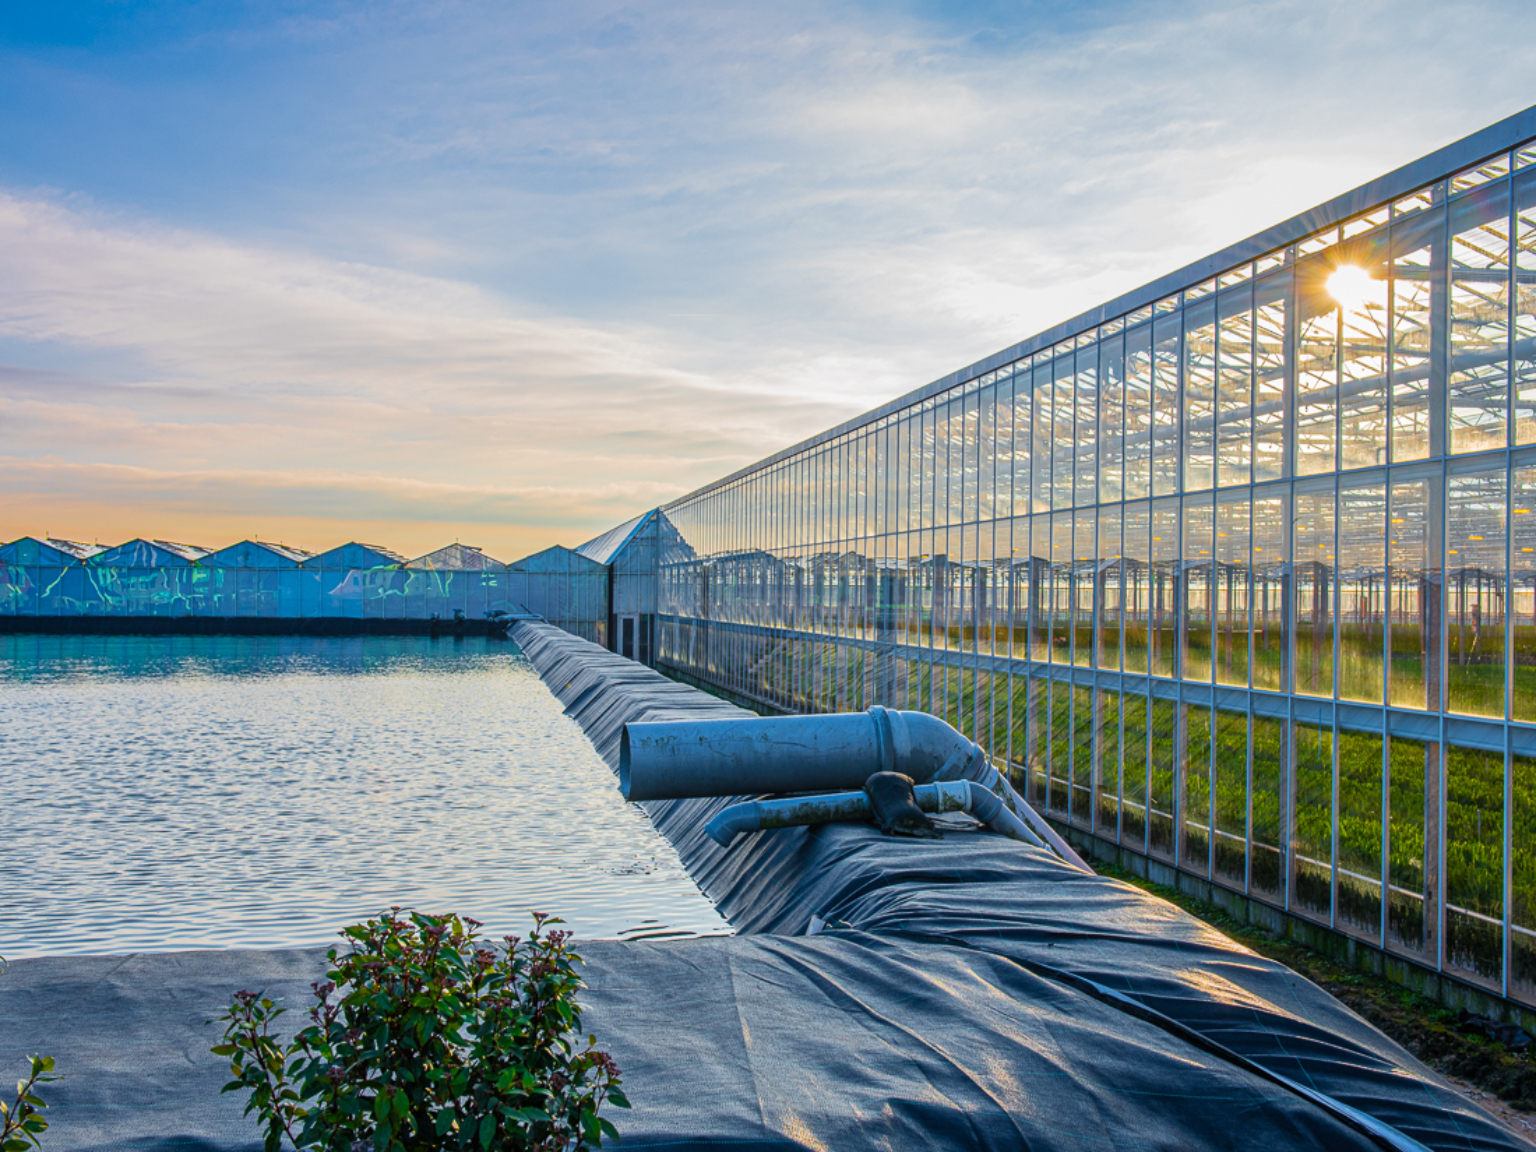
top-left (0, 635), bottom-right (727, 957)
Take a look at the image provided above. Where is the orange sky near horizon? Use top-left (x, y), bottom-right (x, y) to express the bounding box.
top-left (0, 496), bottom-right (594, 565)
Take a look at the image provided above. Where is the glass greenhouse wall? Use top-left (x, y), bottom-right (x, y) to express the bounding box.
top-left (649, 105), bottom-right (1536, 1006)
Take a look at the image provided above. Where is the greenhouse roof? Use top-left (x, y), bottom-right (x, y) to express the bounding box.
top-left (512, 543), bottom-right (608, 574)
top-left (302, 542), bottom-right (405, 569)
top-left (576, 510), bottom-right (654, 567)
top-left (0, 537), bottom-right (103, 565)
top-left (405, 543), bottom-right (507, 570)
top-left (201, 540), bottom-right (314, 568)
top-left (91, 539), bottom-right (210, 566)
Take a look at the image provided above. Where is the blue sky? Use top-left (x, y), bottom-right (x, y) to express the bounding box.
top-left (2, 1), bottom-right (1535, 557)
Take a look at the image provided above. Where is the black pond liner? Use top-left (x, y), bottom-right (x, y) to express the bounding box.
top-left (517, 621), bottom-right (1523, 1152)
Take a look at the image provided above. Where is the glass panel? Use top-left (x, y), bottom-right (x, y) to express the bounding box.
top-left (1007, 669), bottom-right (1029, 782)
top-left (950, 398), bottom-right (967, 527)
top-left (1099, 337), bottom-right (1125, 504)
top-left (1292, 719), bottom-right (1334, 920)
top-left (1072, 684), bottom-right (1094, 826)
top-left (1512, 754), bottom-right (1536, 1003)
top-left (1123, 502), bottom-right (1151, 674)
top-left (1294, 482), bottom-right (1336, 698)
top-left (1024, 676), bottom-right (1046, 804)
top-left (957, 665), bottom-right (975, 740)
top-left (1388, 737), bottom-right (1438, 958)
top-left (1048, 679), bottom-right (1071, 816)
top-left (1053, 359), bottom-right (1075, 511)
top-left (995, 376), bottom-right (1014, 521)
top-left (1445, 745), bottom-right (1505, 988)
top-left (1251, 714), bottom-right (1286, 902)
top-left (1184, 299), bottom-right (1216, 491)
top-left (1098, 505), bottom-right (1122, 671)
top-left (1122, 693), bottom-right (1149, 847)
top-left (1150, 499), bottom-right (1179, 678)
top-left (1012, 376), bottom-right (1032, 516)
top-left (986, 664), bottom-right (1003, 758)
top-left (990, 523), bottom-right (1010, 661)
top-left (977, 389), bottom-right (994, 523)
top-left (1050, 515), bottom-right (1073, 663)
top-left (1452, 155), bottom-right (1510, 194)
top-left (1337, 729), bottom-right (1385, 940)
top-left (1337, 258), bottom-right (1390, 472)
top-left (1217, 290), bottom-right (1254, 487)
top-left (1254, 280), bottom-right (1288, 482)
top-left (1076, 348), bottom-right (1098, 508)
top-left (1338, 480), bottom-right (1386, 704)
top-left (1389, 477), bottom-right (1442, 710)
top-left (1125, 325), bottom-right (1153, 500)
top-left (1033, 365), bottom-right (1053, 513)
top-left (1149, 697), bottom-right (1177, 859)
top-left (1008, 518), bottom-right (1030, 662)
top-left (1182, 496), bottom-right (1214, 683)
top-left (1030, 517), bottom-right (1051, 661)
top-left (1216, 495), bottom-right (1251, 688)
top-left (1182, 704), bottom-right (1212, 874)
top-left (932, 408), bottom-right (949, 529)
top-left (1252, 494), bottom-right (1289, 691)
top-left (1152, 316), bottom-right (1182, 496)
top-left (1214, 709), bottom-right (1248, 887)
top-left (1296, 263), bottom-right (1339, 476)
top-left (1515, 174), bottom-right (1536, 444)
top-left (1390, 221), bottom-right (1433, 462)
top-left (1097, 689), bottom-right (1121, 835)
top-left (1515, 465), bottom-right (1536, 722)
top-left (1073, 509), bottom-right (1095, 668)
top-left (1446, 463), bottom-right (1508, 718)
top-left (1449, 184), bottom-right (1512, 454)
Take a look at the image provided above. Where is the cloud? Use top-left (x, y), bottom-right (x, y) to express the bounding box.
top-left (3, 0), bottom-right (1536, 554)
top-left (0, 189), bottom-right (845, 543)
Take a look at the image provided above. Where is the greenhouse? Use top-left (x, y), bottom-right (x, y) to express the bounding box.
top-left (577, 511), bottom-right (660, 663)
top-left (0, 536), bottom-right (604, 637)
top-left (629, 102), bottom-right (1536, 1010)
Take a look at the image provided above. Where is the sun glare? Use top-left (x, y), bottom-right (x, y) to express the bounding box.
top-left (1326, 265), bottom-right (1381, 312)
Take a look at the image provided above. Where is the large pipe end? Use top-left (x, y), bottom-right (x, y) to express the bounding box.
top-left (619, 724), bottom-right (635, 799)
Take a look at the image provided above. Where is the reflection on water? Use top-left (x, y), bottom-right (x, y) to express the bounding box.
top-left (0, 635), bottom-right (728, 957)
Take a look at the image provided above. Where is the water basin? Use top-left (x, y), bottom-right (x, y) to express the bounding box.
top-left (0, 634), bottom-right (729, 957)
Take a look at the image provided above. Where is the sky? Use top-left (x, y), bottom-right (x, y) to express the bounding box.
top-left (2, 1), bottom-right (1535, 560)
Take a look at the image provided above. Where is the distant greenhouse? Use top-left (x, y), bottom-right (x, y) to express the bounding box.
top-left (0, 535), bottom-right (604, 640)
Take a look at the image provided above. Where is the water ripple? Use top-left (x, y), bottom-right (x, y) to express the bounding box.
top-left (0, 634), bottom-right (730, 957)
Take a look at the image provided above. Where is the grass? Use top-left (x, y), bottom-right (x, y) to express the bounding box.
top-left (1095, 862), bottom-right (1536, 1112)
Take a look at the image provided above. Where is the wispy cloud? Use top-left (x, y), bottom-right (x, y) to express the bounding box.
top-left (2, 0), bottom-right (1535, 554)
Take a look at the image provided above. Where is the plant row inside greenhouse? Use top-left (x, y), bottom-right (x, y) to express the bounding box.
top-left (657, 621), bottom-right (1530, 1000)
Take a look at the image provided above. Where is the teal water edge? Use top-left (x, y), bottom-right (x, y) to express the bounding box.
top-left (0, 635), bottom-right (728, 957)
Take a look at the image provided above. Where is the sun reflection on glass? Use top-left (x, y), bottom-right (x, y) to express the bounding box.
top-left (1326, 265), bottom-right (1382, 312)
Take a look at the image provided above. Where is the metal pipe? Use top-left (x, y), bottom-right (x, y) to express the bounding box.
top-left (623, 706), bottom-right (1090, 870)
top-left (705, 779), bottom-right (1048, 850)
top-left (623, 706), bottom-right (975, 799)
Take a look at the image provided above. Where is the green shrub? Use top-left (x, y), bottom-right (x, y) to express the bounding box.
top-left (1, 951), bottom-right (58, 1152)
top-left (1, 1055), bottom-right (56, 1152)
top-left (214, 910), bottom-right (627, 1152)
